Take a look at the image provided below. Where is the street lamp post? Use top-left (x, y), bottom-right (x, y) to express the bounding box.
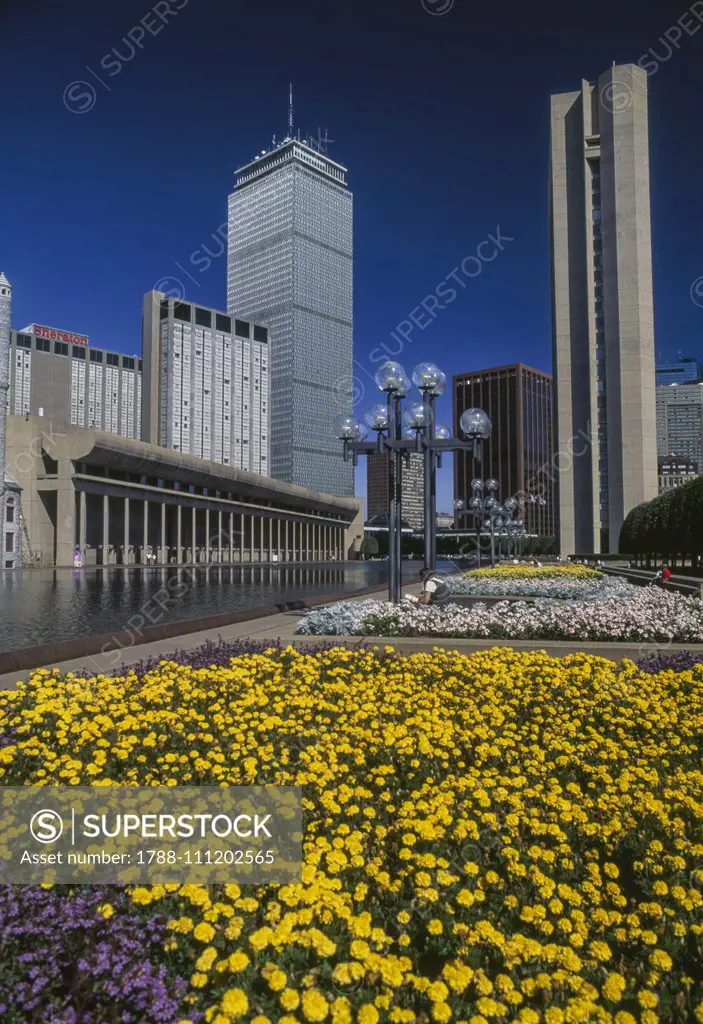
top-left (336, 360), bottom-right (491, 602)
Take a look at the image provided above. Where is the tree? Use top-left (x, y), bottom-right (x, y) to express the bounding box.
top-left (360, 535), bottom-right (379, 559)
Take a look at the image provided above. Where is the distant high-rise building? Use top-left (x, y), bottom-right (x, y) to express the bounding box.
top-left (453, 363), bottom-right (555, 538)
top-left (8, 324), bottom-right (141, 439)
top-left (366, 452), bottom-right (425, 530)
top-left (656, 356), bottom-right (701, 387)
top-left (0, 273), bottom-right (11, 487)
top-left (0, 272), bottom-right (21, 569)
top-left (658, 455), bottom-right (699, 493)
top-left (656, 381), bottom-right (703, 467)
top-left (142, 293), bottom-right (269, 475)
top-left (227, 118), bottom-right (353, 496)
top-left (550, 63), bottom-right (657, 554)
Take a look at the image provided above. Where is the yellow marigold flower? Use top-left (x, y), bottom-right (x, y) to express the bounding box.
top-left (189, 973), bottom-right (208, 989)
top-left (331, 997), bottom-right (352, 1024)
top-left (589, 941), bottom-right (612, 962)
top-left (602, 973), bottom-right (626, 1002)
top-left (358, 1007), bottom-right (379, 1024)
top-left (220, 988), bottom-right (249, 1019)
top-left (301, 988), bottom-right (329, 1022)
top-left (97, 903), bottom-right (114, 919)
top-left (192, 922), bottom-right (215, 944)
top-left (638, 991), bottom-right (658, 1009)
top-left (432, 1003), bottom-right (452, 1023)
top-left (428, 919), bottom-right (444, 935)
top-left (227, 951), bottom-right (250, 972)
top-left (195, 947), bottom-right (217, 972)
top-left (130, 887), bottom-right (153, 906)
top-left (280, 989), bottom-right (301, 1011)
top-left (649, 950), bottom-right (672, 971)
top-left (268, 969), bottom-right (287, 992)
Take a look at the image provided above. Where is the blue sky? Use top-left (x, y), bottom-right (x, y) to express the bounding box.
top-left (1, 0), bottom-right (702, 512)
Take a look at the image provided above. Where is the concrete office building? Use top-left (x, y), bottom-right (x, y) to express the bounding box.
top-left (6, 417), bottom-right (363, 568)
top-left (658, 455), bottom-right (699, 494)
top-left (142, 293), bottom-right (269, 475)
top-left (1, 271), bottom-right (22, 569)
top-left (454, 363), bottom-right (555, 538)
top-left (366, 452), bottom-right (425, 530)
top-left (227, 128), bottom-right (353, 497)
top-left (656, 356), bottom-right (701, 387)
top-left (8, 323), bottom-right (141, 438)
top-left (550, 63), bottom-right (657, 554)
top-left (656, 381), bottom-right (703, 466)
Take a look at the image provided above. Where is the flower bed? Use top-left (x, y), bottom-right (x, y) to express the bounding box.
top-left (1, 646), bottom-right (703, 1021)
top-left (470, 564), bottom-right (603, 581)
top-left (298, 588), bottom-right (703, 643)
top-left (442, 573), bottom-right (630, 602)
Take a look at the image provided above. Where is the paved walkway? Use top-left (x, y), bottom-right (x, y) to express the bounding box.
top-left (3, 574), bottom-right (703, 690)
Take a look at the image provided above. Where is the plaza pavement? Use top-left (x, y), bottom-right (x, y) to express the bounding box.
top-left (3, 570), bottom-right (703, 689)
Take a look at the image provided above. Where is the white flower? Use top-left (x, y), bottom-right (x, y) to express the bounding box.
top-left (297, 588), bottom-right (703, 643)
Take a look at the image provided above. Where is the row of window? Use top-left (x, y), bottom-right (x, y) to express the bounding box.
top-left (161, 301), bottom-right (268, 343)
top-left (14, 333), bottom-right (141, 368)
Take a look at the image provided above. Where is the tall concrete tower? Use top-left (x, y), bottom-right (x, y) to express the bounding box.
top-left (550, 64), bottom-right (657, 554)
top-left (0, 271), bottom-right (11, 498)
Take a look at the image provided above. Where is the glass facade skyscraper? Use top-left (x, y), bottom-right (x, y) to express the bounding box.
top-left (227, 138), bottom-right (353, 496)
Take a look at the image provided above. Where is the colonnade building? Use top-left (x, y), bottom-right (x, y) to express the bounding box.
top-left (6, 418), bottom-right (363, 568)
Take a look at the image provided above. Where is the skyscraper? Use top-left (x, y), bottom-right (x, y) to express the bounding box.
top-left (0, 271), bottom-right (21, 569)
top-left (656, 381), bottom-right (703, 467)
top-left (453, 363), bottom-right (555, 539)
top-left (656, 356), bottom-right (701, 387)
top-left (142, 292), bottom-right (269, 474)
top-left (550, 63), bottom-right (657, 554)
top-left (366, 452), bottom-right (425, 530)
top-left (0, 272), bottom-right (11, 492)
top-left (227, 104), bottom-right (353, 496)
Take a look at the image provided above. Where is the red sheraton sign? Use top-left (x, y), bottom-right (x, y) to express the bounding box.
top-left (32, 324), bottom-right (89, 346)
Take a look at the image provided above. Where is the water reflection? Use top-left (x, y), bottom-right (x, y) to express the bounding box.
top-left (0, 561), bottom-right (440, 652)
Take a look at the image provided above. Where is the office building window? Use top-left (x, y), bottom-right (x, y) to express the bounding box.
top-left (54, 341), bottom-right (68, 356)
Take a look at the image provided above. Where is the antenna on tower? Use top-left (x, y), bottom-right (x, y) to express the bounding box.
top-left (288, 82), bottom-right (294, 139)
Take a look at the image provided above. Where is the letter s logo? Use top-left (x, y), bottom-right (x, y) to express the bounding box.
top-left (30, 809), bottom-right (64, 844)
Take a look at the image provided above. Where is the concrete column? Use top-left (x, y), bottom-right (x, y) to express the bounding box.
top-left (229, 512), bottom-right (234, 563)
top-left (160, 502), bottom-right (166, 563)
top-left (191, 506), bottom-right (196, 562)
top-left (240, 513), bottom-right (245, 563)
top-left (124, 497), bottom-right (130, 564)
top-left (79, 490), bottom-right (86, 555)
top-left (250, 515), bottom-right (255, 563)
top-left (205, 509), bottom-right (210, 561)
top-left (102, 494), bottom-right (109, 564)
top-left (143, 500), bottom-right (149, 562)
top-left (292, 521), bottom-right (297, 562)
top-left (177, 504), bottom-right (182, 564)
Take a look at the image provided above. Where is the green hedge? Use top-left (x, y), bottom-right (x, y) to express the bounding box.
top-left (619, 476), bottom-right (703, 563)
